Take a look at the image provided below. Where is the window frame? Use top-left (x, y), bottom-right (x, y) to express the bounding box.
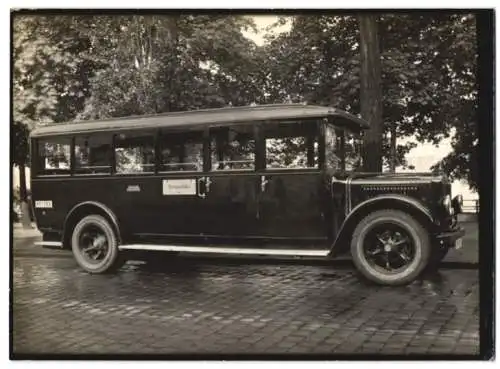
top-left (73, 133), bottom-right (114, 176)
top-left (325, 122), bottom-right (364, 173)
top-left (260, 119), bottom-right (323, 172)
top-left (208, 125), bottom-right (257, 173)
top-left (113, 130), bottom-right (157, 176)
top-left (33, 135), bottom-right (73, 177)
top-left (157, 127), bottom-right (207, 174)
top-left (30, 118), bottom-right (341, 179)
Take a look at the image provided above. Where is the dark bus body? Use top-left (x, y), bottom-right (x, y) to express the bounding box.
top-left (30, 104), bottom-right (465, 285)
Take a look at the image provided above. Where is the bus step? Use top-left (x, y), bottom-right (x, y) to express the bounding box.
top-left (34, 241), bottom-right (63, 249)
top-left (118, 244), bottom-right (330, 257)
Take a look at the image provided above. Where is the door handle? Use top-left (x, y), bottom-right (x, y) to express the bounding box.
top-left (205, 176), bottom-right (212, 193)
top-left (197, 177), bottom-right (206, 199)
top-left (261, 175), bottom-right (269, 192)
top-left (197, 177), bottom-right (212, 199)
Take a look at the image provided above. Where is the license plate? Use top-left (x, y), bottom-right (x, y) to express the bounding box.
top-left (455, 238), bottom-right (463, 250)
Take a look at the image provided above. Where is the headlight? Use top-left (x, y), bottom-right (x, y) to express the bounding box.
top-left (452, 194), bottom-right (463, 214)
top-left (443, 194), bottom-right (453, 215)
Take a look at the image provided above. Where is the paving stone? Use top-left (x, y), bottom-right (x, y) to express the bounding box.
top-left (12, 254), bottom-right (480, 356)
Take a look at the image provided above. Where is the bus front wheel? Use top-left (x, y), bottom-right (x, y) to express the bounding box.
top-left (71, 214), bottom-right (125, 274)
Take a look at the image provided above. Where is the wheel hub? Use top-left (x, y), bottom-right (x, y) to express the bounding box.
top-left (93, 235), bottom-right (107, 248)
top-left (78, 226), bottom-right (109, 263)
top-left (364, 224), bottom-right (416, 273)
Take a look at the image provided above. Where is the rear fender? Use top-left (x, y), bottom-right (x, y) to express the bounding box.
top-left (62, 201), bottom-right (123, 249)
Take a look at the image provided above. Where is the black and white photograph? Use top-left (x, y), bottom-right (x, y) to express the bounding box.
top-left (10, 7), bottom-right (494, 360)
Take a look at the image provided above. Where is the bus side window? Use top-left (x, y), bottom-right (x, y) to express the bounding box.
top-left (264, 121), bottom-right (319, 170)
top-left (209, 125), bottom-right (255, 171)
top-left (36, 137), bottom-right (71, 175)
top-left (75, 134), bottom-right (113, 175)
top-left (159, 131), bottom-right (204, 172)
top-left (115, 132), bottom-right (155, 174)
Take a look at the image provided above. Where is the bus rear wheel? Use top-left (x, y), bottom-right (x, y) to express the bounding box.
top-left (71, 214), bottom-right (125, 274)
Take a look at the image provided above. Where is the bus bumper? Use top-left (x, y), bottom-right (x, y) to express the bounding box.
top-left (436, 227), bottom-right (466, 249)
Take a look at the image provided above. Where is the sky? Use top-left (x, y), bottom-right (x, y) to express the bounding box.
top-left (242, 16), bottom-right (291, 46)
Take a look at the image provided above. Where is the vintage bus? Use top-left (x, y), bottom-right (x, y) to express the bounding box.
top-left (29, 104), bottom-right (465, 285)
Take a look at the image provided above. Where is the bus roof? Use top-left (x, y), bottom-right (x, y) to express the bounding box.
top-left (30, 104), bottom-right (370, 138)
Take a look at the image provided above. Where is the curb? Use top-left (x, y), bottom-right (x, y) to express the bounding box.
top-left (12, 231), bottom-right (42, 239)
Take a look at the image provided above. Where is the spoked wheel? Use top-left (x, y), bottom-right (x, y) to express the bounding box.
top-left (364, 226), bottom-right (416, 271)
top-left (351, 210), bottom-right (431, 286)
top-left (71, 215), bottom-right (125, 274)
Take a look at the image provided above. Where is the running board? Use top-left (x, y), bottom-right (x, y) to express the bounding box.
top-left (34, 241), bottom-right (63, 248)
top-left (118, 244), bottom-right (330, 257)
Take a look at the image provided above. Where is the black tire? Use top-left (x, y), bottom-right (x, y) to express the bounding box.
top-left (350, 210), bottom-right (431, 286)
top-left (71, 215), bottom-right (125, 274)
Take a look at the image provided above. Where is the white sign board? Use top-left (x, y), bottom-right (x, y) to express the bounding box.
top-left (162, 179), bottom-right (197, 196)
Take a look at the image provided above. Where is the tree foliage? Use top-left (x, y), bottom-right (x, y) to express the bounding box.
top-left (13, 15), bottom-right (89, 206)
top-left (12, 13), bottom-right (478, 190)
top-left (76, 15), bottom-right (260, 119)
top-left (262, 14), bottom-right (477, 184)
top-left (261, 15), bottom-right (417, 169)
top-left (13, 16), bottom-right (89, 127)
top-left (379, 14), bottom-right (477, 188)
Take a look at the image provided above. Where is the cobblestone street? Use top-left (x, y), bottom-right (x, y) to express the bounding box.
top-left (13, 244), bottom-right (479, 357)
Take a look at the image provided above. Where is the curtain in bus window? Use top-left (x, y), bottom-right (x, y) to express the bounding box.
top-left (264, 121), bottom-right (319, 169)
top-left (75, 134), bottom-right (112, 174)
top-left (210, 125), bottom-right (255, 171)
top-left (37, 137), bottom-right (71, 175)
top-left (115, 133), bottom-right (155, 174)
top-left (159, 131), bottom-right (203, 172)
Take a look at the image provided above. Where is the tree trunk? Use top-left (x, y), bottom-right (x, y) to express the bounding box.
top-left (167, 17), bottom-right (179, 112)
top-left (18, 164), bottom-right (32, 228)
top-left (389, 125), bottom-right (397, 173)
top-left (358, 14), bottom-right (383, 173)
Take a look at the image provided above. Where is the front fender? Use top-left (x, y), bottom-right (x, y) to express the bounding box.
top-left (328, 194), bottom-right (434, 256)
